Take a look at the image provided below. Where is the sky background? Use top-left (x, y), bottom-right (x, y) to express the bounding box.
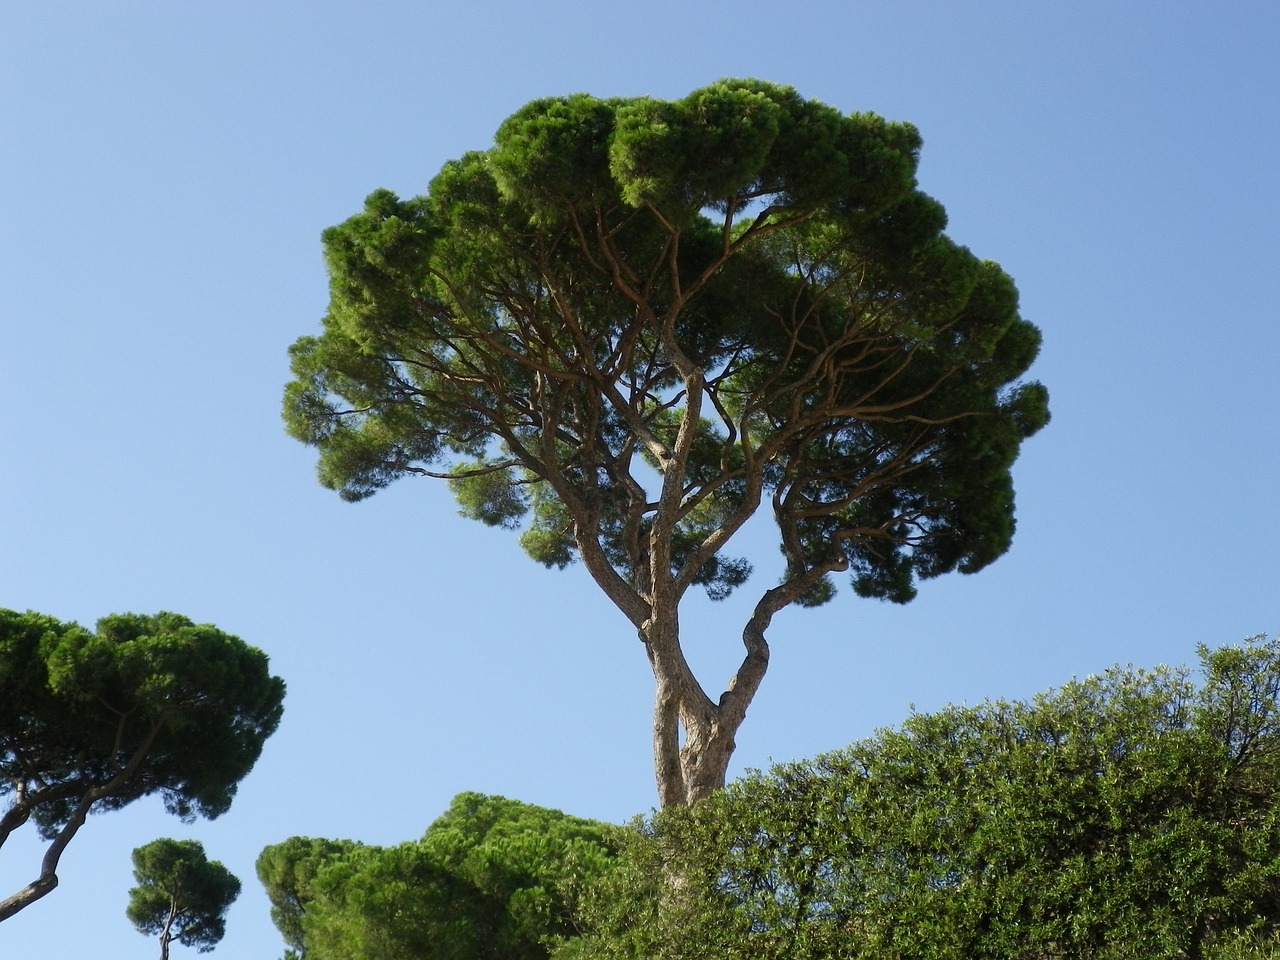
top-left (2, 1), bottom-right (1277, 956)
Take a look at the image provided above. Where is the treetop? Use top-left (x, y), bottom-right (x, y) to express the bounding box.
top-left (286, 78), bottom-right (1047, 608)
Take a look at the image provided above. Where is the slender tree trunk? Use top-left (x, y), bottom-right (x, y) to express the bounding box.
top-left (0, 721), bottom-right (163, 923)
top-left (0, 792), bottom-right (91, 922)
top-left (159, 905), bottom-right (177, 960)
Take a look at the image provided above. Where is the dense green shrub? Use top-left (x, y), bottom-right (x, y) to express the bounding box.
top-left (564, 636), bottom-right (1280, 960)
top-left (259, 792), bottom-right (617, 960)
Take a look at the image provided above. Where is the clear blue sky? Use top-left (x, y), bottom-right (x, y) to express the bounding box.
top-left (2, 2), bottom-right (1277, 956)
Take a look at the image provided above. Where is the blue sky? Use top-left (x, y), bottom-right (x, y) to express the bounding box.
top-left (2, 2), bottom-right (1277, 956)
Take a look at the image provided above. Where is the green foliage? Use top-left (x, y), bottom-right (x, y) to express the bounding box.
top-left (0, 608), bottom-right (284, 921)
top-left (284, 77), bottom-right (1048, 607)
top-left (255, 836), bottom-right (362, 957)
top-left (1208, 930), bottom-right (1280, 959)
top-left (568, 635), bottom-right (1280, 959)
top-left (284, 78), bottom-right (1049, 804)
top-left (0, 608), bottom-right (285, 834)
top-left (127, 838), bottom-right (240, 956)
top-left (259, 792), bottom-right (617, 960)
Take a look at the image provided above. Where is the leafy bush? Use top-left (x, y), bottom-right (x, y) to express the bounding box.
top-left (565, 636), bottom-right (1280, 959)
top-left (260, 792), bottom-right (617, 960)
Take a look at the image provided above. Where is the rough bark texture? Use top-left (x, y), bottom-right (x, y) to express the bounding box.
top-left (637, 574), bottom-right (830, 805)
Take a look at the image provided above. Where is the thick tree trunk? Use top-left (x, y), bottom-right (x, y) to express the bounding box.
top-left (649, 671), bottom-right (754, 806)
top-left (651, 680), bottom-right (743, 807)
top-left (645, 601), bottom-right (772, 806)
top-left (675, 702), bottom-right (743, 805)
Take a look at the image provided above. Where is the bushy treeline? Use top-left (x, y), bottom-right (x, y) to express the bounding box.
top-left (257, 792), bottom-right (617, 959)
top-left (263, 636), bottom-right (1280, 959)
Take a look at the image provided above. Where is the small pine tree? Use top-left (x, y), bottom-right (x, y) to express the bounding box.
top-left (127, 839), bottom-right (240, 960)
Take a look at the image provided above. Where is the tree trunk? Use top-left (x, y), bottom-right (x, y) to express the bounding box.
top-left (0, 793), bottom-right (89, 922)
top-left (645, 601), bottom-right (772, 806)
top-left (650, 676), bottom-right (744, 807)
top-left (153, 892), bottom-right (181, 960)
top-left (0, 721), bottom-right (163, 923)
top-left (674, 701), bottom-right (743, 805)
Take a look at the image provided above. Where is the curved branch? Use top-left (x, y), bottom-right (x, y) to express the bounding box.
top-left (0, 719), bottom-right (165, 923)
